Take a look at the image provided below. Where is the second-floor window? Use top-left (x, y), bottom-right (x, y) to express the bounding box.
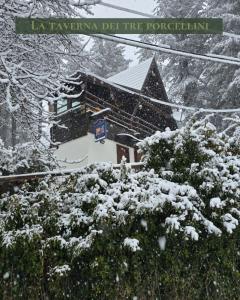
top-left (57, 98), bottom-right (68, 114)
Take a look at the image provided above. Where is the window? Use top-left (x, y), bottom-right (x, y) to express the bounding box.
top-left (134, 148), bottom-right (142, 162)
top-left (116, 144), bottom-right (130, 164)
top-left (57, 98), bottom-right (68, 114)
top-left (72, 100), bottom-right (80, 108)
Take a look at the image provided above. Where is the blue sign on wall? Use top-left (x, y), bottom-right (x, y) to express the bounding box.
top-left (94, 119), bottom-right (107, 142)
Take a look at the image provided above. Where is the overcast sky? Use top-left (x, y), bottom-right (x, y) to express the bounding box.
top-left (90, 0), bottom-right (156, 64)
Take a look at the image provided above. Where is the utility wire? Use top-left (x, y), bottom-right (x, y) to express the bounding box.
top-left (88, 33), bottom-right (240, 66)
top-left (81, 70), bottom-right (240, 114)
top-left (79, 2), bottom-right (240, 65)
top-left (99, 1), bottom-right (240, 40)
top-left (76, 2), bottom-right (240, 113)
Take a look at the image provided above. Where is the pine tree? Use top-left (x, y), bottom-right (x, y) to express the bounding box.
top-left (138, 0), bottom-right (240, 114)
top-left (138, 0), bottom-right (205, 107)
top-left (89, 38), bottom-right (131, 78)
top-left (199, 0), bottom-right (240, 109)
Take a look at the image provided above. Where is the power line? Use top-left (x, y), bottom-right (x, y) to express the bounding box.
top-left (99, 1), bottom-right (240, 40)
top-left (206, 53), bottom-right (240, 62)
top-left (88, 33), bottom-right (240, 66)
top-left (80, 1), bottom-right (240, 65)
top-left (100, 1), bottom-right (156, 18)
top-left (223, 32), bottom-right (240, 40)
top-left (76, 2), bottom-right (240, 113)
top-left (82, 70), bottom-right (240, 114)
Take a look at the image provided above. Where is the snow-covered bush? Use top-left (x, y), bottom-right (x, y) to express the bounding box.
top-left (1, 114), bottom-right (240, 299)
top-left (0, 138), bottom-right (56, 176)
top-left (139, 114), bottom-right (240, 236)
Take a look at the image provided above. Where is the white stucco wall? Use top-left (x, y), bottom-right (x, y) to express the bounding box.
top-left (54, 133), bottom-right (135, 169)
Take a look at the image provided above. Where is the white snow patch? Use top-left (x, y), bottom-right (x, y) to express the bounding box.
top-left (158, 236), bottom-right (167, 250)
top-left (123, 238), bottom-right (141, 252)
top-left (210, 197), bottom-right (223, 209)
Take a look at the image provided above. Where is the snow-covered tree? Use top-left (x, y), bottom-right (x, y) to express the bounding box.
top-left (199, 0), bottom-right (240, 109)
top-left (138, 0), bottom-right (240, 113)
top-left (0, 138), bottom-right (56, 176)
top-left (89, 38), bottom-right (131, 78)
top-left (0, 0), bottom-right (98, 146)
top-left (138, 0), bottom-right (206, 107)
top-left (138, 112), bottom-right (240, 236)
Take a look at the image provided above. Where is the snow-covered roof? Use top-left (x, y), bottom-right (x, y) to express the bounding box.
top-left (107, 57), bottom-right (154, 91)
top-left (172, 109), bottom-right (185, 122)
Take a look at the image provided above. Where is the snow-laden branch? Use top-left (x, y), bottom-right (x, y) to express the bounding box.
top-left (0, 0), bottom-right (95, 146)
top-left (90, 34), bottom-right (240, 66)
top-left (70, 0), bottom-right (101, 6)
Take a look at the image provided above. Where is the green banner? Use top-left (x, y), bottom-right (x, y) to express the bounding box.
top-left (16, 18), bottom-right (223, 34)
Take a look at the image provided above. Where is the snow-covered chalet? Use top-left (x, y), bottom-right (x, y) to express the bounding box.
top-left (50, 57), bottom-right (177, 168)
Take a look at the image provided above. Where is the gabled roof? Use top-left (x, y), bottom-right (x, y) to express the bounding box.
top-left (107, 57), bottom-right (154, 91)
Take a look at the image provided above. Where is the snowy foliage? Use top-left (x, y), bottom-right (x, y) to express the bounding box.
top-left (0, 138), bottom-right (56, 175)
top-left (138, 0), bottom-right (240, 113)
top-left (138, 113), bottom-right (240, 236)
top-left (1, 114), bottom-right (240, 298)
top-left (0, 164), bottom-right (204, 251)
top-left (123, 238), bottom-right (141, 252)
top-left (0, 0), bottom-right (97, 146)
top-left (2, 114), bottom-right (240, 251)
top-left (89, 38), bottom-right (131, 78)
